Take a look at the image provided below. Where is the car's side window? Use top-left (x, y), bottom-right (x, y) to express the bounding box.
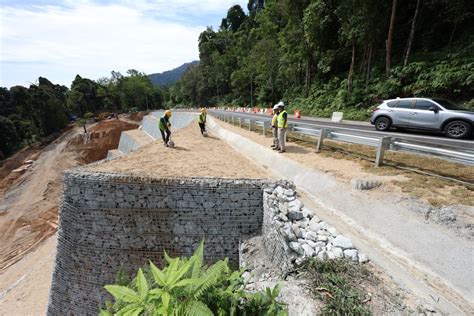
top-left (396, 100), bottom-right (414, 109)
top-left (415, 100), bottom-right (437, 110)
top-left (387, 101), bottom-right (398, 107)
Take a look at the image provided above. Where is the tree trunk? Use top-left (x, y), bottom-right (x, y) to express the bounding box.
top-left (404, 0), bottom-right (421, 66)
top-left (83, 124), bottom-right (87, 134)
top-left (385, 0), bottom-right (398, 76)
top-left (448, 21), bottom-right (458, 45)
top-left (304, 54), bottom-right (311, 98)
top-left (359, 45), bottom-right (367, 73)
top-left (366, 42), bottom-right (373, 89)
top-left (348, 36), bottom-right (356, 92)
top-left (250, 74), bottom-right (253, 107)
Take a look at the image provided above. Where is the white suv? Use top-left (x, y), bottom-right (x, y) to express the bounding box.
top-left (370, 98), bottom-right (474, 139)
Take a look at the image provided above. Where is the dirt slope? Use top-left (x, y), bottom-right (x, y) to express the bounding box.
top-left (0, 128), bottom-right (79, 271)
top-left (0, 119), bottom-right (138, 271)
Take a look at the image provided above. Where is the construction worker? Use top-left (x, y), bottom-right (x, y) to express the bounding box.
top-left (198, 107), bottom-right (207, 135)
top-left (276, 101), bottom-right (288, 153)
top-left (271, 104), bottom-right (280, 149)
top-left (159, 110), bottom-right (172, 146)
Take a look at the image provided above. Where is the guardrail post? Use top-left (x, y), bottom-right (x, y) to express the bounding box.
top-left (249, 119), bottom-right (256, 131)
top-left (262, 121), bottom-right (269, 137)
top-left (239, 117), bottom-right (242, 128)
top-left (375, 137), bottom-right (392, 167)
top-left (316, 128), bottom-right (329, 152)
top-left (287, 124), bottom-right (294, 143)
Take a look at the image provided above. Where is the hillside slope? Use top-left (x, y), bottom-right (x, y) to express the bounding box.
top-left (148, 61), bottom-right (199, 87)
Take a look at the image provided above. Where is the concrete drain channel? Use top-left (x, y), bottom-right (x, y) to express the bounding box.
top-left (107, 111), bottom-right (197, 158)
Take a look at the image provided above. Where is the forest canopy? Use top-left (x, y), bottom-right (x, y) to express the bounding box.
top-left (0, 70), bottom-right (164, 158)
top-left (168, 0), bottom-right (474, 119)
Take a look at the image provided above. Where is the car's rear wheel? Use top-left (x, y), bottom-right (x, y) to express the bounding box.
top-left (374, 117), bottom-right (391, 131)
top-left (445, 121), bottom-right (472, 138)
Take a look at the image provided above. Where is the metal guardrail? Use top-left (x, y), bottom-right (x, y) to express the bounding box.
top-left (212, 111), bottom-right (474, 167)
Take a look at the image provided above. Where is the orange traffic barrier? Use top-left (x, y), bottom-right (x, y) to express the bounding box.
top-left (294, 110), bottom-right (301, 119)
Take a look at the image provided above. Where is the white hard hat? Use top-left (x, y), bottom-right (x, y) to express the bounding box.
top-left (273, 104), bottom-right (279, 110)
top-left (277, 101), bottom-right (285, 107)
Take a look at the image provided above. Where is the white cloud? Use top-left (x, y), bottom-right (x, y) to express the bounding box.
top-left (0, 0), bottom-right (247, 87)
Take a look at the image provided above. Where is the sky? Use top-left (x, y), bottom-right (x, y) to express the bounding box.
top-left (0, 0), bottom-right (248, 88)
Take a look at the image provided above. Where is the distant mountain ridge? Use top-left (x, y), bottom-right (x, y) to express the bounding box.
top-left (148, 61), bottom-right (199, 87)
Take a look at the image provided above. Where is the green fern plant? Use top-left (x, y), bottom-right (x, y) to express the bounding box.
top-left (101, 241), bottom-right (287, 315)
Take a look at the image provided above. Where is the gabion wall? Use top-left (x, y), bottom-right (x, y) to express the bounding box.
top-left (262, 183), bottom-right (369, 274)
top-left (47, 170), bottom-right (274, 315)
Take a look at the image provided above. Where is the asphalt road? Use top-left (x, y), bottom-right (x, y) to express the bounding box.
top-left (211, 110), bottom-right (474, 151)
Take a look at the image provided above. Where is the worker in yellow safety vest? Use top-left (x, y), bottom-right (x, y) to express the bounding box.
top-left (276, 101), bottom-right (288, 153)
top-left (271, 104), bottom-right (280, 149)
top-left (198, 107), bottom-right (207, 135)
top-left (159, 110), bottom-right (172, 146)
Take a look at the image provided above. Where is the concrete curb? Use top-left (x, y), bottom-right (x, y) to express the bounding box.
top-left (208, 117), bottom-right (473, 314)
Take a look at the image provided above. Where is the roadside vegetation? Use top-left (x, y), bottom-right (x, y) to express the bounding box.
top-left (101, 241), bottom-right (287, 316)
top-left (300, 259), bottom-right (371, 315)
top-left (167, 0), bottom-right (473, 119)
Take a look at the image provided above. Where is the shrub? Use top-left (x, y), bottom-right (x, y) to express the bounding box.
top-left (101, 241), bottom-right (287, 316)
top-left (301, 258), bottom-right (371, 316)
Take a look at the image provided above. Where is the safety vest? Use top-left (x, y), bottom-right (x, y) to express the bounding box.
top-left (271, 113), bottom-right (278, 127)
top-left (277, 110), bottom-right (288, 128)
top-left (159, 115), bottom-right (170, 131)
top-left (199, 112), bottom-right (207, 124)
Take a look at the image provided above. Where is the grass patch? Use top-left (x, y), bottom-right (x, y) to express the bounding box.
top-left (300, 258), bottom-right (372, 315)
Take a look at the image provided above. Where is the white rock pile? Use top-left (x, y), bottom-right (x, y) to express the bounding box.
top-left (264, 185), bottom-right (369, 266)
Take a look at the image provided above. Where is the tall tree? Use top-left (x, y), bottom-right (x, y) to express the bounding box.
top-left (403, 0), bottom-right (421, 66)
top-left (0, 116), bottom-right (19, 157)
top-left (223, 5), bottom-right (246, 32)
top-left (248, 0), bottom-right (265, 14)
top-left (385, 0), bottom-right (398, 76)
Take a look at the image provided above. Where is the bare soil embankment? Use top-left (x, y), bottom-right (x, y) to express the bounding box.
top-left (0, 119), bottom-right (138, 272)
